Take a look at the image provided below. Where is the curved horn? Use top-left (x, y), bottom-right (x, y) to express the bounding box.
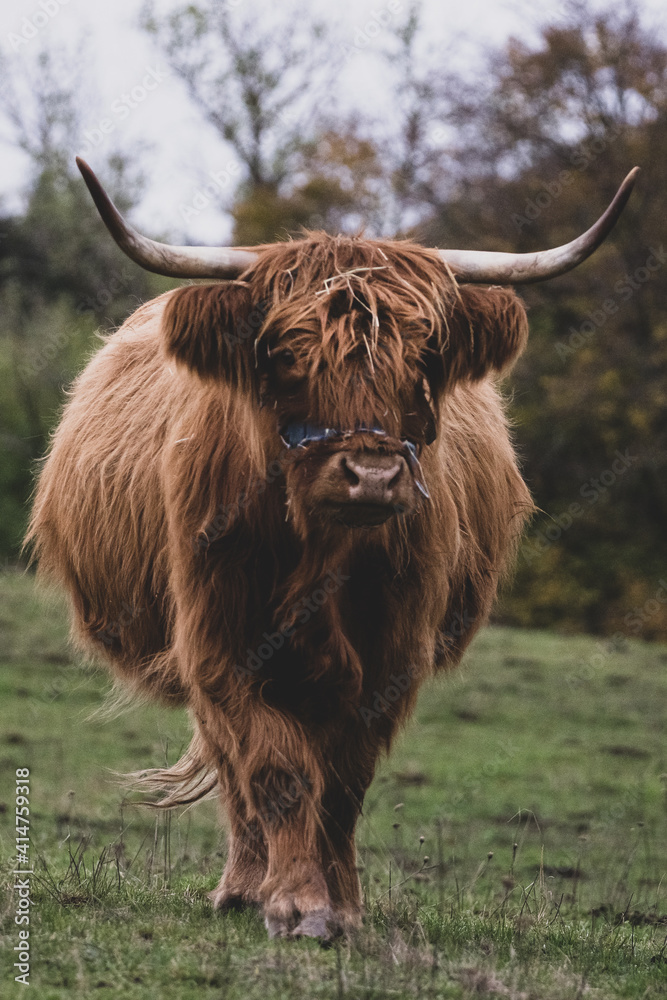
top-left (439, 167), bottom-right (640, 284)
top-left (76, 158), bottom-right (258, 279)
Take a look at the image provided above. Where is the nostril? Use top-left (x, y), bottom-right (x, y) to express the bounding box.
top-left (341, 456), bottom-right (404, 497)
top-left (387, 464), bottom-right (403, 491)
top-left (341, 456), bottom-right (360, 487)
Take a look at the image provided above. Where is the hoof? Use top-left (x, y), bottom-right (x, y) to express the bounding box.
top-left (292, 907), bottom-right (341, 943)
top-left (264, 905), bottom-right (341, 943)
top-left (265, 911), bottom-right (297, 939)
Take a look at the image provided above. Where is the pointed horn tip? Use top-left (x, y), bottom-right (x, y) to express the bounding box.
top-left (438, 166), bottom-right (642, 285)
top-left (75, 156), bottom-right (91, 177)
top-left (604, 165), bottom-right (640, 214)
top-left (75, 157), bottom-right (101, 196)
top-left (74, 156), bottom-right (258, 279)
top-left (612, 165), bottom-right (641, 206)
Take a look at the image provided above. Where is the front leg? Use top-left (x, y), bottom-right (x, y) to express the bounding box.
top-left (319, 779), bottom-right (365, 933)
top-left (250, 763), bottom-right (339, 939)
top-left (209, 762), bottom-right (267, 911)
top-left (317, 724), bottom-right (383, 933)
top-left (253, 728), bottom-right (379, 939)
top-left (195, 696), bottom-right (337, 939)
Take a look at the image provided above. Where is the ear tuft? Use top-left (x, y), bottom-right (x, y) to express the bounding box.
top-left (428, 285), bottom-right (529, 389)
top-left (162, 283), bottom-right (263, 386)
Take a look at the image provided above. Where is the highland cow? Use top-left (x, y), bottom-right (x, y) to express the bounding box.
top-left (27, 160), bottom-right (639, 940)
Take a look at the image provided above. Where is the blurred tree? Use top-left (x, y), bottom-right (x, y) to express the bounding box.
top-left (417, 0), bottom-right (667, 636)
top-left (231, 126), bottom-right (386, 242)
top-left (141, 0), bottom-right (353, 242)
top-left (378, 1), bottom-right (458, 234)
top-left (0, 47), bottom-right (169, 558)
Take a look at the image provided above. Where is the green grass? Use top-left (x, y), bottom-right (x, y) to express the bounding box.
top-left (1, 569), bottom-right (666, 998)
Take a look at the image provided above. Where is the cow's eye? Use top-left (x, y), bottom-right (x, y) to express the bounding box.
top-left (267, 346), bottom-right (306, 391)
top-left (276, 349), bottom-right (296, 368)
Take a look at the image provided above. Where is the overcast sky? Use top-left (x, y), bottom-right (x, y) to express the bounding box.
top-left (1, 0), bottom-right (665, 242)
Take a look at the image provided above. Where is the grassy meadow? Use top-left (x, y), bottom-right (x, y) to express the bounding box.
top-left (0, 569), bottom-right (665, 999)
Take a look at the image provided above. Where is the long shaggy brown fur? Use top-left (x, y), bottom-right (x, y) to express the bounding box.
top-left (27, 230), bottom-right (533, 939)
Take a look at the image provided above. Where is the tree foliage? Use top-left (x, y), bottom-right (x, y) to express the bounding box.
top-left (0, 48), bottom-right (170, 556)
top-left (141, 0), bottom-right (344, 242)
top-left (417, 1), bottom-right (667, 636)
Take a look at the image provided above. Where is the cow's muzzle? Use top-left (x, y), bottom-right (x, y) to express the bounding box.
top-left (280, 423), bottom-right (429, 527)
top-left (325, 450), bottom-right (412, 525)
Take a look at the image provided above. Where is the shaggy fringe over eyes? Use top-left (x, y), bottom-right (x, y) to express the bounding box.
top-left (240, 232), bottom-right (529, 393)
top-left (247, 231), bottom-right (456, 357)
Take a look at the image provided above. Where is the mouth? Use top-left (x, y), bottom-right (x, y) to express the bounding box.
top-left (326, 501), bottom-right (405, 528)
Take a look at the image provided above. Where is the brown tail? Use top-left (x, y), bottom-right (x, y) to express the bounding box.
top-left (122, 729), bottom-right (218, 809)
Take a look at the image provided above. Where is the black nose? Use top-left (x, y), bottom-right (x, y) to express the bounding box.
top-left (341, 453), bottom-right (407, 505)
